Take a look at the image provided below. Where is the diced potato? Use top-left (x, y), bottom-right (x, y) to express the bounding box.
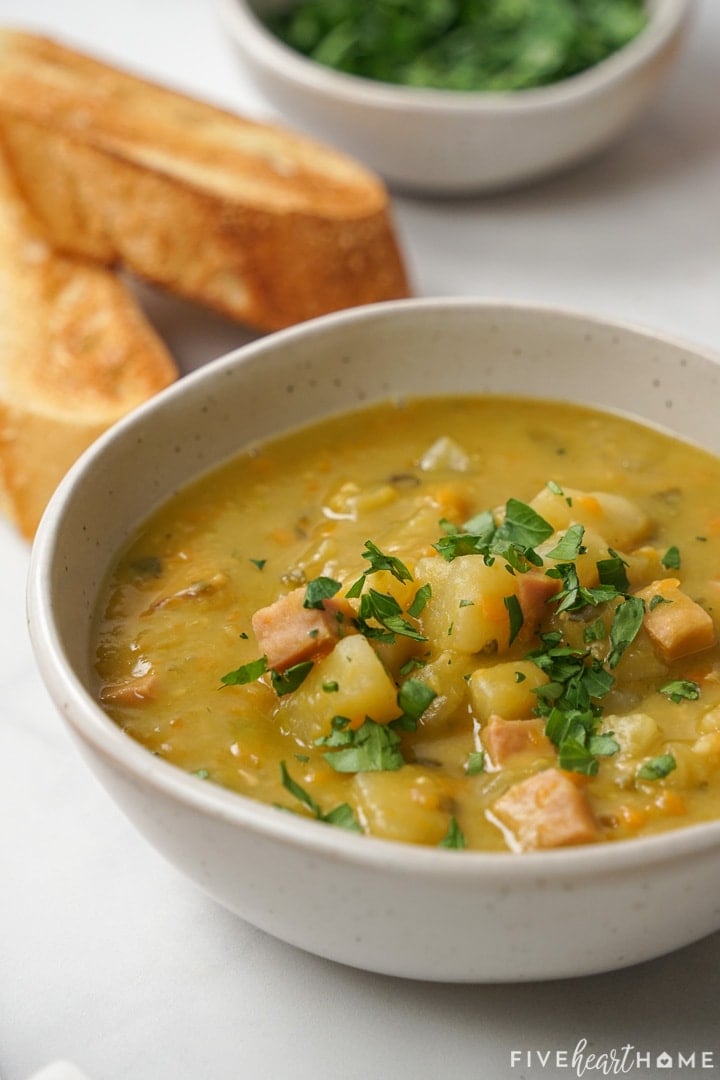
top-left (414, 650), bottom-right (471, 732)
top-left (692, 732), bottom-right (720, 766)
top-left (699, 705), bottom-right (720, 734)
top-left (416, 554), bottom-right (517, 655)
top-left (419, 435), bottom-right (470, 472)
top-left (469, 659), bottom-right (548, 722)
top-left (624, 546), bottom-right (665, 590)
top-left (372, 633), bottom-right (424, 682)
top-left (324, 480), bottom-right (398, 519)
top-left (646, 743), bottom-right (708, 790)
top-left (603, 712), bottom-right (660, 760)
top-left (530, 486), bottom-right (649, 550)
top-left (352, 765), bottom-right (455, 844)
top-left (573, 527), bottom-right (615, 588)
top-left (611, 626), bottom-right (668, 684)
top-left (277, 634), bottom-right (399, 745)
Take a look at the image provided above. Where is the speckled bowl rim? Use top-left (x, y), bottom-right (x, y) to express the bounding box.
top-left (217, 0), bottom-right (693, 115)
top-left (28, 297), bottom-right (720, 888)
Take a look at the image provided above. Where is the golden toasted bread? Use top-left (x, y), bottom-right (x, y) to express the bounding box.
top-left (0, 29), bottom-right (410, 331)
top-left (0, 145), bottom-right (177, 538)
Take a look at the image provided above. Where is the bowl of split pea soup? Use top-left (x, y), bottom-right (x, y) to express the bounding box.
top-left (28, 297), bottom-right (720, 981)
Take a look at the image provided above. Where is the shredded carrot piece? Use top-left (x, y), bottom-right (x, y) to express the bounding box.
top-left (560, 769), bottom-right (590, 789)
top-left (269, 527), bottom-right (295, 545)
top-left (617, 804), bottom-right (648, 831)
top-left (425, 485), bottom-right (470, 522)
top-left (655, 790), bottom-right (687, 817)
top-left (576, 495), bottom-right (602, 515)
top-left (652, 577), bottom-right (681, 595)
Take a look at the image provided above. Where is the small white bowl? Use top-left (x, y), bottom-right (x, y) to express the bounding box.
top-left (218, 0), bottom-right (694, 195)
top-left (28, 299), bottom-right (720, 982)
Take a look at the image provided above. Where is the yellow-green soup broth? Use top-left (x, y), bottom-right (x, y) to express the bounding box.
top-left (94, 397), bottom-right (720, 852)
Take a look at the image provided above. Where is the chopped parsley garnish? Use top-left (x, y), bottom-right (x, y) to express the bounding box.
top-left (584, 617), bottom-right (606, 644)
top-left (270, 661), bottom-right (314, 696)
top-left (346, 540), bottom-right (412, 597)
top-left (220, 656), bottom-right (268, 686)
top-left (391, 678), bottom-right (437, 732)
top-left (343, 542), bottom-right (425, 647)
top-left (465, 750), bottom-right (485, 776)
top-left (504, 593), bottom-right (524, 645)
top-left (661, 546), bottom-right (681, 570)
top-left (249, 558), bottom-right (267, 570)
top-left (266, 0), bottom-right (648, 93)
top-left (607, 596), bottom-right (645, 669)
top-left (529, 634), bottom-right (618, 776)
top-left (439, 816), bottom-right (466, 850)
top-left (546, 523), bottom-right (586, 561)
top-left (321, 718), bottom-right (405, 773)
top-left (637, 754), bottom-right (677, 781)
top-left (597, 550), bottom-right (630, 593)
top-left (355, 587), bottom-right (427, 643)
top-left (279, 761), bottom-right (361, 831)
top-left (221, 655), bottom-right (312, 695)
top-left (546, 561), bottom-right (620, 614)
top-left (496, 498), bottom-right (555, 552)
top-left (316, 679), bottom-right (436, 768)
top-left (659, 679), bottom-right (701, 703)
top-left (434, 498), bottom-right (551, 572)
top-left (408, 582), bottom-right (432, 617)
top-left (304, 576), bottom-right (342, 609)
top-left (399, 656), bottom-right (428, 676)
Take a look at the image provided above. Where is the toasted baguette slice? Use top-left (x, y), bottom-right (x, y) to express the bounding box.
top-left (0, 30), bottom-right (410, 331)
top-left (0, 146), bottom-right (177, 538)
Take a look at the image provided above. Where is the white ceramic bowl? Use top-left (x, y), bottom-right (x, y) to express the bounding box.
top-left (28, 298), bottom-right (720, 982)
top-left (218, 0), bottom-right (693, 195)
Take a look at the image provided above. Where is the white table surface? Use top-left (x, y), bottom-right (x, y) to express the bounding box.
top-left (2, 2), bottom-right (720, 1078)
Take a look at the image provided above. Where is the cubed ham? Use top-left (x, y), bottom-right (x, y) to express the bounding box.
top-left (251, 587), bottom-right (355, 672)
top-left (481, 715), bottom-right (554, 767)
top-left (492, 768), bottom-right (599, 850)
top-left (515, 571), bottom-right (560, 635)
top-left (638, 579), bottom-right (716, 663)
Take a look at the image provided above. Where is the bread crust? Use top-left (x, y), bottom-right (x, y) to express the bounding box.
top-left (0, 145), bottom-right (177, 538)
top-left (0, 30), bottom-right (411, 330)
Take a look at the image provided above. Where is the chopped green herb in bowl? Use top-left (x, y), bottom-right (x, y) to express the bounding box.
top-left (220, 0), bottom-right (693, 194)
top-left (265, 0), bottom-right (649, 92)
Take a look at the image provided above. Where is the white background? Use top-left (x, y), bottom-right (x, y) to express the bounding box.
top-left (1, 1), bottom-right (720, 1078)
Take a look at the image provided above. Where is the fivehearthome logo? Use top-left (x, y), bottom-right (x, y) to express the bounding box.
top-left (510, 1040), bottom-right (716, 1075)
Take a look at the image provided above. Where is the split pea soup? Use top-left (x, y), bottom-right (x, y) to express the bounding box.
top-left (94, 395), bottom-right (720, 852)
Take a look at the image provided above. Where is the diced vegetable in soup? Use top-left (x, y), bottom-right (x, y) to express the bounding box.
top-left (94, 396), bottom-right (720, 853)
